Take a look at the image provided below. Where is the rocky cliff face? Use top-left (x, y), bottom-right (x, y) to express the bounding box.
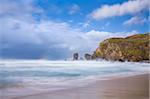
top-left (92, 33), bottom-right (150, 62)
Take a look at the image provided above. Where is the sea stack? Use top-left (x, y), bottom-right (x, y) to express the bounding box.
top-left (73, 53), bottom-right (79, 60)
top-left (84, 53), bottom-right (92, 60)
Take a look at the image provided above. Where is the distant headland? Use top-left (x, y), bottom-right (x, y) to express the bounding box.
top-left (73, 33), bottom-right (150, 62)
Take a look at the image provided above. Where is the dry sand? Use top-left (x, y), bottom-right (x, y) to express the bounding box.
top-left (2, 73), bottom-right (149, 99)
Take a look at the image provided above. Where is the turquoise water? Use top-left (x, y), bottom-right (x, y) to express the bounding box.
top-left (0, 60), bottom-right (149, 89)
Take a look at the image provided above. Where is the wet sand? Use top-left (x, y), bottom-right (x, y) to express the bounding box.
top-left (2, 73), bottom-right (149, 99)
top-left (0, 74), bottom-right (149, 99)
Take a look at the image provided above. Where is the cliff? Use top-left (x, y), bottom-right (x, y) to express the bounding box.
top-left (92, 33), bottom-right (150, 62)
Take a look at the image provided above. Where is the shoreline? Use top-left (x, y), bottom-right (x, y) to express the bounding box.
top-left (1, 59), bottom-right (149, 63)
top-left (3, 73), bottom-right (149, 99)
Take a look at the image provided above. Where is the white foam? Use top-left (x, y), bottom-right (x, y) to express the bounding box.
top-left (0, 59), bottom-right (149, 68)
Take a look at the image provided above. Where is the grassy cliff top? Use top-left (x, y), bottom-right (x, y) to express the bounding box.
top-left (100, 33), bottom-right (149, 47)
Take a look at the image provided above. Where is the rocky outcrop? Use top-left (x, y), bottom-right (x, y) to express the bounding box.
top-left (73, 53), bottom-right (79, 60)
top-left (84, 54), bottom-right (92, 60)
top-left (92, 33), bottom-right (150, 62)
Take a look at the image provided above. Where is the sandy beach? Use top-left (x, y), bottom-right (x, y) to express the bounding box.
top-left (3, 73), bottom-right (148, 99)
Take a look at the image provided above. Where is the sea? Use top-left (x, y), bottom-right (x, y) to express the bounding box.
top-left (0, 60), bottom-right (149, 97)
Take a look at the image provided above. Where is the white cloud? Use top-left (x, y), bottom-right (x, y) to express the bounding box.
top-left (69, 4), bottom-right (80, 15)
top-left (77, 20), bottom-right (91, 28)
top-left (84, 30), bottom-right (137, 42)
top-left (1, 15), bottom-right (137, 57)
top-left (123, 16), bottom-right (147, 26)
top-left (1, 17), bottom-right (43, 45)
top-left (0, 0), bottom-right (43, 22)
top-left (90, 0), bottom-right (149, 20)
top-left (0, 0), bottom-right (139, 59)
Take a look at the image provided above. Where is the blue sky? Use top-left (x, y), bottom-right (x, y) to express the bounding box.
top-left (0, 0), bottom-right (149, 59)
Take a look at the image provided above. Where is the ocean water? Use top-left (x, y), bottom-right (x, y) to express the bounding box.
top-left (0, 60), bottom-right (149, 93)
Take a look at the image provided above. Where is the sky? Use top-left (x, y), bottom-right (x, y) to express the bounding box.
top-left (0, 0), bottom-right (149, 60)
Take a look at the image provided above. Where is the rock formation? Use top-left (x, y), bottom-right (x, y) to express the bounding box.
top-left (73, 53), bottom-right (79, 60)
top-left (84, 54), bottom-right (92, 60)
top-left (92, 33), bottom-right (150, 62)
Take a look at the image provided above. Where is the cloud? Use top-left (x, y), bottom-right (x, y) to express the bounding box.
top-left (123, 16), bottom-right (147, 26)
top-left (0, 0), bottom-right (27, 15)
top-left (0, 0), bottom-right (43, 17)
top-left (90, 0), bottom-right (149, 20)
top-left (1, 15), bottom-right (137, 59)
top-left (78, 20), bottom-right (91, 28)
top-left (0, 0), bottom-right (139, 59)
top-left (0, 15), bottom-right (85, 59)
top-left (83, 30), bottom-right (137, 42)
top-left (69, 4), bottom-right (80, 15)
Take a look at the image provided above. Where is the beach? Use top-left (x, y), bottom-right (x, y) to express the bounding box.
top-left (0, 60), bottom-right (149, 99)
top-left (2, 73), bottom-right (148, 99)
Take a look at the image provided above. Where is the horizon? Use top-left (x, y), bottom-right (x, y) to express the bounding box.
top-left (0, 0), bottom-right (149, 60)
